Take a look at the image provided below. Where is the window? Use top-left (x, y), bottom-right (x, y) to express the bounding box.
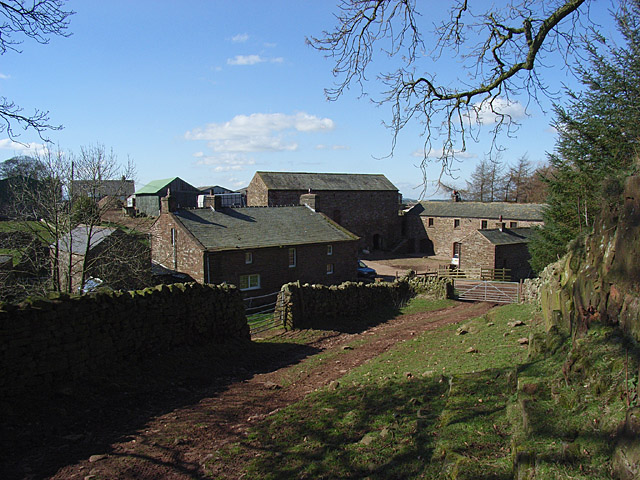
top-left (288, 247), bottom-right (296, 267)
top-left (171, 227), bottom-right (176, 245)
top-left (327, 245), bottom-right (333, 256)
top-left (453, 242), bottom-right (461, 256)
top-left (481, 220), bottom-right (487, 229)
top-left (245, 252), bottom-right (253, 264)
top-left (454, 219), bottom-right (460, 229)
top-left (428, 217), bottom-right (434, 227)
top-left (239, 274), bottom-right (260, 291)
top-left (510, 221), bottom-right (518, 228)
top-left (327, 263), bottom-right (334, 274)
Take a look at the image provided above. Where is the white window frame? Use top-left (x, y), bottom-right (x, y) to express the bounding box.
top-left (327, 263), bottom-right (334, 275)
top-left (288, 247), bottom-right (296, 268)
top-left (245, 252), bottom-right (253, 264)
top-left (327, 245), bottom-right (333, 256)
top-left (239, 273), bottom-right (260, 291)
top-left (171, 227), bottom-right (176, 245)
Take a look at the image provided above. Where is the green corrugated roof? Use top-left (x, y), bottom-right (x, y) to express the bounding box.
top-left (175, 206), bottom-right (359, 251)
top-left (255, 171), bottom-right (398, 191)
top-left (411, 201), bottom-right (545, 221)
top-left (134, 177), bottom-right (177, 195)
top-left (478, 227), bottom-right (535, 245)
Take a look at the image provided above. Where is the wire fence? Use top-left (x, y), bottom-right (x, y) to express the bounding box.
top-left (244, 290), bottom-right (284, 336)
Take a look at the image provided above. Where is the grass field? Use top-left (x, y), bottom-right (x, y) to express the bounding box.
top-left (212, 297), bottom-right (635, 479)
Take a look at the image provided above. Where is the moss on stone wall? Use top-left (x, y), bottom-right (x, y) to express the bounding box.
top-left (278, 279), bottom-right (415, 330)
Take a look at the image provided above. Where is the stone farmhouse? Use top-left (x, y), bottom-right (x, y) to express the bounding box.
top-left (151, 196), bottom-right (359, 294)
top-left (134, 177), bottom-right (199, 217)
top-left (247, 171), bottom-right (401, 251)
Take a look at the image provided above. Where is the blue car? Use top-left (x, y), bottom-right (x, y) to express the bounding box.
top-left (357, 260), bottom-right (377, 279)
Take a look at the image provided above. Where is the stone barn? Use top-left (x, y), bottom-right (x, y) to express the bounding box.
top-left (403, 201), bottom-right (545, 258)
top-left (458, 227), bottom-right (535, 281)
top-left (247, 171), bottom-right (401, 252)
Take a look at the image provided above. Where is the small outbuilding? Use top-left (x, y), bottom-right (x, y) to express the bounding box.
top-left (458, 227), bottom-right (535, 281)
top-left (134, 177), bottom-right (199, 217)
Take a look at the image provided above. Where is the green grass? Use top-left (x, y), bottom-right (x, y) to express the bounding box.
top-left (0, 220), bottom-right (54, 241)
top-left (208, 298), bottom-right (635, 479)
top-left (219, 300), bottom-right (542, 479)
top-left (399, 296), bottom-right (455, 315)
top-left (508, 324), bottom-right (636, 479)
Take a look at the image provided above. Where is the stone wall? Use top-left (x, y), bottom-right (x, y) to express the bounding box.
top-left (0, 282), bottom-right (249, 400)
top-left (278, 279), bottom-right (414, 330)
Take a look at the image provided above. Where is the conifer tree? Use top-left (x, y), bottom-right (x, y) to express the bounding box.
top-left (529, 1), bottom-right (640, 272)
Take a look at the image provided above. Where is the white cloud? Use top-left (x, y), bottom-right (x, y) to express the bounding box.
top-left (226, 54), bottom-right (284, 66)
top-left (0, 139), bottom-right (47, 155)
top-left (193, 152), bottom-right (256, 172)
top-left (471, 97), bottom-right (526, 125)
top-left (232, 33), bottom-right (249, 43)
top-left (227, 55), bottom-right (264, 66)
top-left (0, 73), bottom-right (9, 80)
top-left (185, 112), bottom-right (334, 154)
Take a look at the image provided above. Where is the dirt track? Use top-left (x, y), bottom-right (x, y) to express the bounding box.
top-left (4, 301), bottom-right (494, 480)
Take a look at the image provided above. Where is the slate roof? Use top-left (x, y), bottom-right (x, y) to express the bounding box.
top-left (478, 227), bottom-right (535, 245)
top-left (134, 177), bottom-right (178, 195)
top-left (174, 206), bottom-right (359, 251)
top-left (55, 225), bottom-right (117, 253)
top-left (254, 171), bottom-right (398, 191)
top-left (411, 201), bottom-right (545, 221)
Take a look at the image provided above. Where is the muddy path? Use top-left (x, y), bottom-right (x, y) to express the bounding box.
top-left (3, 301), bottom-right (494, 480)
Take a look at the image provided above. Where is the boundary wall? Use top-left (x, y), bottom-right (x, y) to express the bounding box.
top-left (0, 282), bottom-right (249, 399)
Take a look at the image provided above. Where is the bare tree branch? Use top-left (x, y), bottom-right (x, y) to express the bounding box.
top-left (0, 1), bottom-right (73, 141)
top-left (308, 0), bottom-right (591, 185)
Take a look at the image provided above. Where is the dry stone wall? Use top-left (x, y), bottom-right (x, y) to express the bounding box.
top-left (278, 280), bottom-right (414, 330)
top-left (0, 282), bottom-right (249, 399)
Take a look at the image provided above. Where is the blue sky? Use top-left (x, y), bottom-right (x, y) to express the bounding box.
top-left (0, 0), bottom-right (620, 199)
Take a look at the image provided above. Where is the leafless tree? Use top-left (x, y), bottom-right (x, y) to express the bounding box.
top-left (309, 0), bottom-right (592, 180)
top-left (504, 154), bottom-right (532, 202)
top-left (0, 0), bottom-right (73, 141)
top-left (1, 145), bottom-right (149, 301)
top-left (465, 156), bottom-right (505, 202)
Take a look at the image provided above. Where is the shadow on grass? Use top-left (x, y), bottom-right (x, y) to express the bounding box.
top-left (300, 304), bottom-right (404, 334)
top-left (0, 338), bottom-right (321, 480)
top-left (240, 377), bottom-right (449, 480)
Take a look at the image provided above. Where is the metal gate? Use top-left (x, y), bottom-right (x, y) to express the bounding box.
top-left (454, 279), bottom-right (521, 303)
top-left (244, 291), bottom-right (285, 336)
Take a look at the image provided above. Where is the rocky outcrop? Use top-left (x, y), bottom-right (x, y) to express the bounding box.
top-left (539, 174), bottom-right (640, 341)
